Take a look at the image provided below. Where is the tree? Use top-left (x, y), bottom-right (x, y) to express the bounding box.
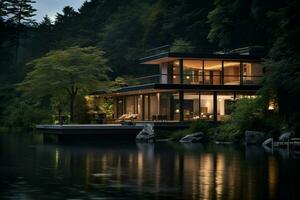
top-left (18, 47), bottom-right (111, 122)
top-left (6, 0), bottom-right (36, 25)
top-left (261, 0), bottom-right (300, 133)
top-left (5, 0), bottom-right (36, 65)
top-left (0, 0), bottom-right (8, 20)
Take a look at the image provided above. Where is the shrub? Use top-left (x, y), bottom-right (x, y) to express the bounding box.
top-left (171, 120), bottom-right (214, 141)
top-left (216, 97), bottom-right (287, 142)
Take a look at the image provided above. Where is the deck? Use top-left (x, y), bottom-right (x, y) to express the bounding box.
top-left (36, 122), bottom-right (190, 143)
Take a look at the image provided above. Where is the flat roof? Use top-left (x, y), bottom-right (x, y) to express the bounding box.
top-left (140, 52), bottom-right (262, 65)
top-left (91, 83), bottom-right (260, 97)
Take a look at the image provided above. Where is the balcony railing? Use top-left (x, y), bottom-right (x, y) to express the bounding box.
top-left (124, 74), bottom-right (263, 87)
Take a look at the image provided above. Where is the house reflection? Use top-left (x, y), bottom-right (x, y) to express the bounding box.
top-left (47, 144), bottom-right (280, 200)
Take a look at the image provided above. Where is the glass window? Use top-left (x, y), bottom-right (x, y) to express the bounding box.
top-left (217, 92), bottom-right (235, 121)
top-left (204, 61), bottom-right (222, 85)
top-left (183, 60), bottom-right (203, 84)
top-left (125, 96), bottom-right (135, 114)
top-left (183, 93), bottom-right (200, 120)
top-left (200, 92), bottom-right (214, 121)
top-left (172, 61), bottom-right (180, 84)
top-left (242, 62), bottom-right (263, 85)
top-left (223, 61), bottom-right (240, 85)
top-left (150, 94), bottom-right (158, 120)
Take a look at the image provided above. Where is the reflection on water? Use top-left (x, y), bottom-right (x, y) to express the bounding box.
top-left (0, 133), bottom-right (299, 200)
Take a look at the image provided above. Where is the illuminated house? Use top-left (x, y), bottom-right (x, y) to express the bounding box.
top-left (91, 46), bottom-right (263, 122)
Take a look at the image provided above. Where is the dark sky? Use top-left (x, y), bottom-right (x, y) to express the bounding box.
top-left (34, 0), bottom-right (87, 22)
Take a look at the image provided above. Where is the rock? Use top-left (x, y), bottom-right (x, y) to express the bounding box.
top-left (136, 124), bottom-right (155, 142)
top-left (179, 132), bottom-right (204, 143)
top-left (245, 130), bottom-right (266, 145)
top-left (262, 138), bottom-right (273, 147)
top-left (278, 132), bottom-right (293, 141)
top-left (215, 141), bottom-right (233, 145)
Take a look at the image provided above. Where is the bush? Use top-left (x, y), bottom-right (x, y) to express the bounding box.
top-left (2, 99), bottom-right (51, 131)
top-left (171, 120), bottom-right (214, 141)
top-left (216, 98), bottom-right (287, 142)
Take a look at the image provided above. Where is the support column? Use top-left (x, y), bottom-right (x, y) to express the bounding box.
top-left (221, 60), bottom-right (224, 85)
top-left (202, 60), bottom-right (205, 85)
top-left (179, 59), bottom-right (184, 84)
top-left (213, 91), bottom-right (218, 122)
top-left (114, 97), bottom-right (118, 119)
top-left (148, 94), bottom-right (151, 120)
top-left (142, 95), bottom-right (145, 120)
top-left (179, 91), bottom-right (184, 122)
top-left (240, 62), bottom-right (243, 85)
top-left (198, 92), bottom-right (201, 115)
top-left (157, 93), bottom-right (160, 115)
top-left (123, 96), bottom-right (126, 114)
top-left (170, 94), bottom-right (174, 120)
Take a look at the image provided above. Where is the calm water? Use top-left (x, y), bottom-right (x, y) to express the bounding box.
top-left (0, 133), bottom-right (299, 200)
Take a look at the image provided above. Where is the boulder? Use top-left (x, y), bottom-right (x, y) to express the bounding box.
top-left (179, 132), bottom-right (204, 143)
top-left (278, 132), bottom-right (293, 141)
top-left (245, 130), bottom-right (266, 145)
top-left (136, 124), bottom-right (155, 142)
top-left (262, 138), bottom-right (273, 147)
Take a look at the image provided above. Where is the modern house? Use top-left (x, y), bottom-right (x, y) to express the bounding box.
top-left (90, 46), bottom-right (264, 123)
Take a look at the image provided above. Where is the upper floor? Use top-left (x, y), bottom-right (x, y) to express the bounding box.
top-left (139, 46), bottom-right (264, 86)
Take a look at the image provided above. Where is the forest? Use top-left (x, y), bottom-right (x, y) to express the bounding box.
top-left (0, 0), bottom-right (299, 136)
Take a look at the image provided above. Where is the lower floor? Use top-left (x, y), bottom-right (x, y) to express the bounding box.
top-left (90, 89), bottom-right (257, 122)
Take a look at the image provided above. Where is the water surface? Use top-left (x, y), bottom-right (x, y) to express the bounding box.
top-left (0, 133), bottom-right (299, 200)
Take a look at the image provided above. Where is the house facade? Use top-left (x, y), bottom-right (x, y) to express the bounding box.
top-left (90, 47), bottom-right (263, 122)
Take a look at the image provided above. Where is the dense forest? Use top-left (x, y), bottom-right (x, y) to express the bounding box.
top-left (0, 0), bottom-right (299, 134)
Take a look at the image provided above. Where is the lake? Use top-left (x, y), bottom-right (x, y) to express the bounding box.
top-left (0, 132), bottom-right (299, 200)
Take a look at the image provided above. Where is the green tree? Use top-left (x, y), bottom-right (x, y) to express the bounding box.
top-left (18, 47), bottom-right (111, 122)
top-left (261, 0), bottom-right (300, 133)
top-left (6, 0), bottom-right (36, 64)
top-left (6, 0), bottom-right (36, 24)
top-left (0, 0), bottom-right (8, 20)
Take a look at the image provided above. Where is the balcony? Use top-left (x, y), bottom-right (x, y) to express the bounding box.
top-left (124, 73), bottom-right (263, 87)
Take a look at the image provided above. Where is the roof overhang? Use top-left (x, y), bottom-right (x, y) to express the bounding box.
top-left (140, 52), bottom-right (262, 65)
top-left (91, 83), bottom-right (260, 97)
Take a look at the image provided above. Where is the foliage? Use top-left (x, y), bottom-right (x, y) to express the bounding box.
top-left (171, 120), bottom-right (214, 141)
top-left (170, 39), bottom-right (194, 53)
top-left (260, 0), bottom-right (300, 135)
top-left (3, 98), bottom-right (51, 131)
top-left (216, 98), bottom-right (287, 141)
top-left (6, 0), bottom-right (36, 25)
top-left (18, 46), bottom-right (110, 122)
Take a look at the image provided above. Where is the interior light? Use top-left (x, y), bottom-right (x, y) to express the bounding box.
top-left (176, 109), bottom-right (180, 113)
top-left (186, 76), bottom-right (190, 79)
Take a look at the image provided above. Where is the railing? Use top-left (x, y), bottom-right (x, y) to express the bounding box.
top-left (143, 45), bottom-right (265, 58)
top-left (143, 45), bottom-right (215, 58)
top-left (124, 73), bottom-right (263, 87)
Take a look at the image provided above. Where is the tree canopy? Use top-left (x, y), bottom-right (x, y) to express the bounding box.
top-left (18, 47), bottom-right (110, 122)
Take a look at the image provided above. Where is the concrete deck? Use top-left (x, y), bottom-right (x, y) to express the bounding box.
top-left (36, 122), bottom-right (190, 143)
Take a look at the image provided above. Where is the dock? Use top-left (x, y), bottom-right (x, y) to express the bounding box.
top-left (36, 122), bottom-right (190, 143)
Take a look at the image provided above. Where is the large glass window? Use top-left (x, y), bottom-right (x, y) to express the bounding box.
top-left (182, 92), bottom-right (214, 121)
top-left (204, 61), bottom-right (222, 85)
top-left (223, 61), bottom-right (240, 85)
top-left (183, 60), bottom-right (203, 84)
top-left (125, 96), bottom-right (135, 114)
top-left (217, 92), bottom-right (235, 121)
top-left (199, 92), bottom-right (214, 121)
top-left (172, 61), bottom-right (180, 84)
top-left (242, 62), bottom-right (263, 85)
